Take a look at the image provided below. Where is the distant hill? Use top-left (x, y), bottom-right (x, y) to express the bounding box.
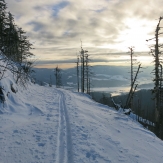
top-left (31, 65), bottom-right (154, 89)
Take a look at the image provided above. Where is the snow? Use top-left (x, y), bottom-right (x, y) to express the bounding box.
top-left (67, 82), bottom-right (74, 85)
top-left (0, 62), bottom-right (163, 163)
top-left (67, 76), bottom-right (72, 79)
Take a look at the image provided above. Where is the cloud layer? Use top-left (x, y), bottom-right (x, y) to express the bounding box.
top-left (5, 0), bottom-right (163, 65)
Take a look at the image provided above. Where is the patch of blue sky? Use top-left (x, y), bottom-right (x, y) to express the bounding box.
top-left (63, 30), bottom-right (71, 36)
top-left (15, 0), bottom-right (22, 2)
top-left (27, 21), bottom-right (44, 32)
top-left (52, 1), bottom-right (69, 16)
top-left (93, 8), bottom-right (106, 13)
top-left (15, 15), bottom-right (22, 20)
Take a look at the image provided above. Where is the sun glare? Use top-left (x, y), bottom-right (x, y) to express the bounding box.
top-left (116, 18), bottom-right (156, 52)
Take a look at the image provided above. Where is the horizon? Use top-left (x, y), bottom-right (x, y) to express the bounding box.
top-left (33, 51), bottom-right (154, 69)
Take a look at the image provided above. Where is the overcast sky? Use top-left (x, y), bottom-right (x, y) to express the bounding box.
top-left (5, 0), bottom-right (163, 68)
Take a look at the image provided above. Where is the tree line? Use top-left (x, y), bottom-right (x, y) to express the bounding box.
top-left (0, 0), bottom-right (34, 88)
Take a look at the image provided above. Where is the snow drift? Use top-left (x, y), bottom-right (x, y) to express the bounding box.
top-left (0, 59), bottom-right (163, 163)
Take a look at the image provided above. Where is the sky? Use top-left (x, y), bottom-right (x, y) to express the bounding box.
top-left (5, 0), bottom-right (163, 68)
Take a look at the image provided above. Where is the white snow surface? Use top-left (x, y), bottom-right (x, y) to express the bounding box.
top-left (0, 67), bottom-right (163, 163)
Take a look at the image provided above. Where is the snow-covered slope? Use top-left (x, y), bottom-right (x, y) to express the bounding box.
top-left (0, 67), bottom-right (163, 163)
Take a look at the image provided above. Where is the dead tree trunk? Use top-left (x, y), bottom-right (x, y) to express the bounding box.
top-left (147, 17), bottom-right (163, 138)
top-left (125, 64), bottom-right (141, 109)
top-left (76, 55), bottom-right (79, 92)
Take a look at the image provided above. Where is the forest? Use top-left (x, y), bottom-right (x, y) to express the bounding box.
top-left (0, 0), bottom-right (34, 87)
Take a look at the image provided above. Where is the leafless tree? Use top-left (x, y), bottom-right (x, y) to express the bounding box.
top-left (147, 17), bottom-right (163, 138)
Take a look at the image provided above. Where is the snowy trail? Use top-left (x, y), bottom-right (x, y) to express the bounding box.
top-left (59, 90), bottom-right (163, 163)
top-left (1, 81), bottom-right (163, 163)
top-left (56, 89), bottom-right (73, 163)
top-left (0, 85), bottom-right (60, 163)
top-left (1, 57), bottom-right (163, 163)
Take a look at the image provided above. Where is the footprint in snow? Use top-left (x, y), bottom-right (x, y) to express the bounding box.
top-left (86, 151), bottom-right (96, 160)
top-left (13, 130), bottom-right (19, 133)
top-left (38, 142), bottom-right (45, 147)
top-left (81, 134), bottom-right (88, 139)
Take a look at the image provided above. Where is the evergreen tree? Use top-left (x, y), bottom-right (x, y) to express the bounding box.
top-left (0, 0), bottom-right (34, 87)
top-left (55, 66), bottom-right (62, 88)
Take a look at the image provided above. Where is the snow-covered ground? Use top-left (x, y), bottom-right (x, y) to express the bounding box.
top-left (0, 67), bottom-right (163, 163)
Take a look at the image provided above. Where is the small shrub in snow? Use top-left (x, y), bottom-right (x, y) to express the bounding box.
top-left (10, 84), bottom-right (17, 93)
top-left (0, 86), bottom-right (5, 103)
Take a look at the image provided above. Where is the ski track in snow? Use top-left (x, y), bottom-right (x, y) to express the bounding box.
top-left (1, 81), bottom-right (163, 163)
top-left (56, 89), bottom-right (73, 163)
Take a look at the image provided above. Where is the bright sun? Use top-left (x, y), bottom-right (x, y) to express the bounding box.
top-left (116, 18), bottom-right (156, 52)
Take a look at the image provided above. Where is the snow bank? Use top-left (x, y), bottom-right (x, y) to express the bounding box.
top-left (0, 59), bottom-right (163, 163)
top-left (64, 90), bottom-right (163, 163)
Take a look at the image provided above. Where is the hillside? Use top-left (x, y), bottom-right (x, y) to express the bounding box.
top-left (0, 68), bottom-right (163, 163)
top-left (32, 65), bottom-right (153, 90)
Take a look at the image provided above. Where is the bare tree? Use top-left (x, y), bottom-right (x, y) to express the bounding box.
top-left (85, 52), bottom-right (93, 94)
top-left (14, 60), bottom-right (34, 87)
top-left (49, 75), bottom-right (52, 87)
top-left (76, 54), bottom-right (79, 92)
top-left (147, 17), bottom-right (163, 138)
top-left (80, 44), bottom-right (85, 92)
top-left (125, 47), bottom-right (141, 110)
top-left (125, 64), bottom-right (142, 109)
top-left (79, 41), bottom-right (91, 93)
top-left (129, 47), bottom-right (134, 109)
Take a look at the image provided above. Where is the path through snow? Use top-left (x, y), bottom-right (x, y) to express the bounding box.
top-left (0, 85), bottom-right (163, 163)
top-left (56, 90), bottom-right (73, 163)
top-left (0, 85), bottom-right (59, 163)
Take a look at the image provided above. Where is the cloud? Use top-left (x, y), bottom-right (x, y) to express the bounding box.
top-left (5, 0), bottom-right (163, 67)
